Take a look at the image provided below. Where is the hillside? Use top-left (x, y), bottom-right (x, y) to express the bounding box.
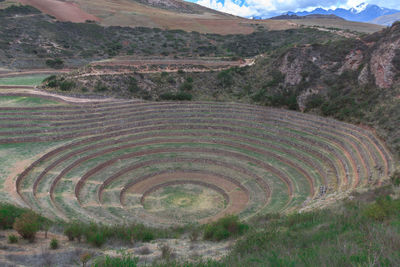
top-left (372, 12), bottom-right (400, 26)
top-left (0, 4), bottom-right (347, 70)
top-left (0, 0), bottom-right (381, 35)
top-left (51, 22), bottom-right (400, 160)
top-left (9, 0), bottom-right (273, 34)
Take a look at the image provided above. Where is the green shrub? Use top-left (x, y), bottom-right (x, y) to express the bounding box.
top-left (93, 253), bottom-right (138, 267)
top-left (59, 80), bottom-right (75, 91)
top-left (87, 232), bottom-right (106, 248)
top-left (305, 94), bottom-right (325, 111)
top-left (128, 224), bottom-right (154, 242)
top-left (50, 238), bottom-right (59, 249)
top-left (64, 222), bottom-right (83, 242)
top-left (179, 81), bottom-right (193, 91)
top-left (45, 58), bottom-right (64, 69)
top-left (217, 70), bottom-right (233, 87)
top-left (160, 244), bottom-right (174, 261)
top-left (43, 75), bottom-right (57, 83)
top-left (95, 82), bottom-right (108, 92)
top-left (8, 234), bottom-right (18, 244)
top-left (363, 203), bottom-right (387, 221)
top-left (0, 203), bottom-right (28, 229)
top-left (363, 196), bottom-right (400, 221)
top-left (128, 77), bottom-right (139, 93)
top-left (203, 215), bottom-right (248, 241)
top-left (13, 212), bottom-right (41, 242)
top-left (390, 170), bottom-right (400, 186)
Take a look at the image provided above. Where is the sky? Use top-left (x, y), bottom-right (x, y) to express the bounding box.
top-left (185, 0), bottom-right (400, 18)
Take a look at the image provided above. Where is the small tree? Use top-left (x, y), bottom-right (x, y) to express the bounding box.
top-left (13, 212), bottom-right (41, 242)
top-left (50, 238), bottom-right (59, 249)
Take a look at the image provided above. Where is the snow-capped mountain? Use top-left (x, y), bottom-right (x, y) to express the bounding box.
top-left (284, 2), bottom-right (399, 24)
top-left (350, 2), bottom-right (369, 14)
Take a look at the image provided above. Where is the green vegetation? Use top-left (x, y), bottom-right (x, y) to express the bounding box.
top-left (44, 75), bottom-right (76, 91)
top-left (45, 58), bottom-right (64, 69)
top-left (94, 252), bottom-right (138, 267)
top-left (0, 203), bottom-right (30, 229)
top-left (63, 221), bottom-right (185, 247)
top-left (50, 238), bottom-right (59, 249)
top-left (8, 234), bottom-right (18, 244)
top-left (13, 211), bottom-right (41, 242)
top-left (149, 187), bottom-right (400, 267)
top-left (0, 95), bottom-right (59, 107)
top-left (203, 215), bottom-right (248, 241)
top-left (0, 4), bottom-right (342, 70)
top-left (218, 191), bottom-right (400, 267)
top-left (0, 75), bottom-right (50, 86)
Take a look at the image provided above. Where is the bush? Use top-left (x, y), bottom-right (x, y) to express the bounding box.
top-left (390, 170), bottom-right (400, 186)
top-left (13, 212), bottom-right (41, 242)
top-left (0, 203), bottom-right (28, 229)
top-left (160, 244), bottom-right (174, 261)
top-left (203, 215), bottom-right (248, 241)
top-left (59, 80), bottom-right (75, 91)
top-left (8, 234), bottom-right (18, 244)
top-left (95, 82), bottom-right (108, 92)
top-left (43, 75), bottom-right (57, 83)
top-left (217, 70), bottom-right (233, 87)
top-left (179, 81), bottom-right (193, 91)
top-left (64, 221), bottom-right (83, 241)
top-left (93, 253), bottom-right (138, 267)
top-left (45, 58), bottom-right (64, 69)
top-left (363, 196), bottom-right (400, 221)
top-left (305, 94), bottom-right (325, 111)
top-left (128, 224), bottom-right (154, 242)
top-left (128, 77), bottom-right (139, 93)
top-left (50, 238), bottom-right (59, 249)
top-left (189, 229), bottom-right (199, 242)
top-left (87, 232), bottom-right (106, 247)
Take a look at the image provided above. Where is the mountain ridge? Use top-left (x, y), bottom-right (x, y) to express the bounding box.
top-left (285, 2), bottom-right (399, 25)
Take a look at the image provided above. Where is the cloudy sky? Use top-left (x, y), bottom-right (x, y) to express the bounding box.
top-left (185, 0), bottom-right (399, 18)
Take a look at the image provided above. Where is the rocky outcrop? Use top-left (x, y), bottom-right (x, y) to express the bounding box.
top-left (339, 50), bottom-right (363, 74)
top-left (279, 49), bottom-right (307, 86)
top-left (369, 38), bottom-right (400, 88)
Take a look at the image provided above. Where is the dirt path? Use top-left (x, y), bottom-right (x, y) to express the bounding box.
top-left (0, 88), bottom-right (115, 103)
top-left (79, 58), bottom-right (256, 76)
top-left (0, 69), bottom-right (72, 78)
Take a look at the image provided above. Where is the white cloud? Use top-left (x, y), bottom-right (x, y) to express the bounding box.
top-left (192, 0), bottom-right (400, 18)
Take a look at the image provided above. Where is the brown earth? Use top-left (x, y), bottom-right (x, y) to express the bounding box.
top-left (17, 0), bottom-right (100, 22)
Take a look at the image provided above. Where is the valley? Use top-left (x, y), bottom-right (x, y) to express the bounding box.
top-left (0, 1), bottom-right (398, 266)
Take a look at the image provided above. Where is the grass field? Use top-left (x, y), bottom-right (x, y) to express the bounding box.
top-left (0, 94), bottom-right (394, 227)
top-left (0, 95), bottom-right (60, 107)
top-left (0, 75), bottom-right (50, 86)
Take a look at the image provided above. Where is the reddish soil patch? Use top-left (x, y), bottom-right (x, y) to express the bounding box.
top-left (18, 0), bottom-right (100, 23)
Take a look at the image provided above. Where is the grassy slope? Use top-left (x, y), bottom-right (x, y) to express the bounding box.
top-left (0, 96), bottom-right (63, 202)
top-left (289, 18), bottom-right (384, 33)
top-left (0, 75), bottom-right (49, 86)
top-left (148, 185), bottom-right (400, 267)
top-left (371, 12), bottom-right (400, 26)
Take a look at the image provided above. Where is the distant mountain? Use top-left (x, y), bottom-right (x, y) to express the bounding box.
top-left (371, 12), bottom-right (400, 26)
top-left (270, 14), bottom-right (344, 20)
top-left (285, 2), bottom-right (399, 24)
